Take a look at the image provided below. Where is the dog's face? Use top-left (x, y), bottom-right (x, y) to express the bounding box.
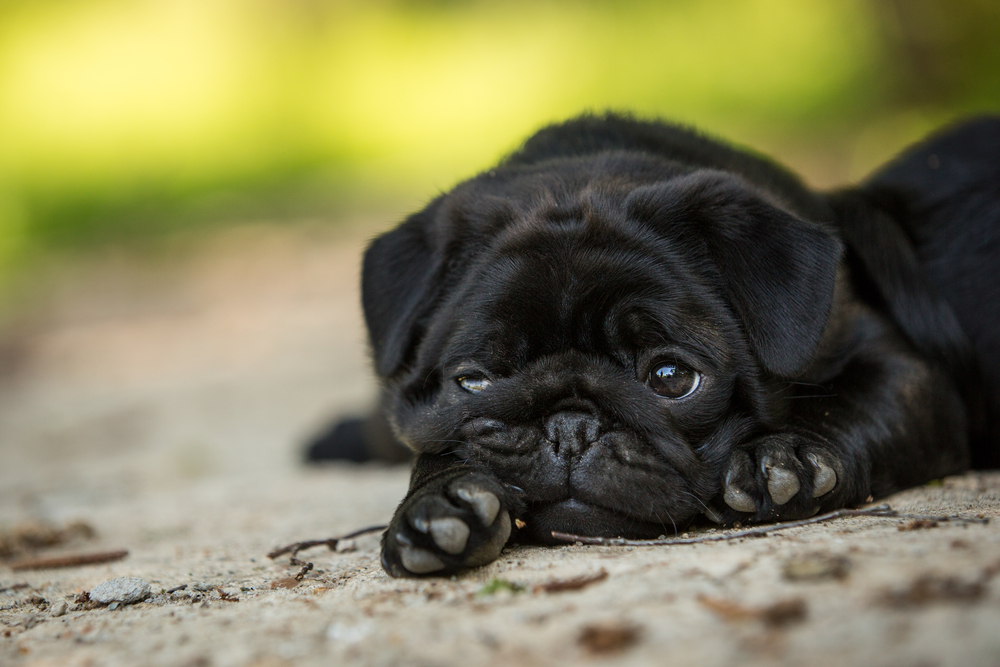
top-left (364, 152), bottom-right (840, 539)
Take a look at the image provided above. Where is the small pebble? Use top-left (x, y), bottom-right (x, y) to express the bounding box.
top-left (191, 582), bottom-right (213, 592)
top-left (89, 577), bottom-right (151, 605)
top-left (50, 600), bottom-right (68, 617)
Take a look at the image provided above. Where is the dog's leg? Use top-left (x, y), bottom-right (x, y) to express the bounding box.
top-left (303, 392), bottom-right (413, 464)
top-left (380, 454), bottom-right (521, 577)
top-left (715, 336), bottom-right (970, 524)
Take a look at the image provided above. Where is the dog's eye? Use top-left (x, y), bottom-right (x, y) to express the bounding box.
top-left (647, 363), bottom-right (701, 399)
top-left (457, 376), bottom-right (492, 393)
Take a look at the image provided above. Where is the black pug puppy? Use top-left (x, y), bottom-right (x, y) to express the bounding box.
top-left (313, 114), bottom-right (999, 577)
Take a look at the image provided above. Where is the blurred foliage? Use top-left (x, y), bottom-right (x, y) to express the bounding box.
top-left (0, 0), bottom-right (998, 280)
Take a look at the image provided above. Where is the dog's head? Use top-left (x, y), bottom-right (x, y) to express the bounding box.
top-left (363, 152), bottom-right (841, 539)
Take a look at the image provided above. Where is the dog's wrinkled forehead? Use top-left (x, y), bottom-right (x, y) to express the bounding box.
top-left (435, 193), bottom-right (729, 372)
top-left (421, 153), bottom-right (675, 248)
top-left (364, 153), bottom-right (840, 383)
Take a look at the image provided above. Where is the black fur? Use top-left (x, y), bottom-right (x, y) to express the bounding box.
top-left (312, 114), bottom-right (999, 576)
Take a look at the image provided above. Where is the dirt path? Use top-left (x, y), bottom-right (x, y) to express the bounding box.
top-left (2, 224), bottom-right (998, 667)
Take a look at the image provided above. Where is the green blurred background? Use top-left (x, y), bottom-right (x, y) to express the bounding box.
top-left (1, 0), bottom-right (998, 301)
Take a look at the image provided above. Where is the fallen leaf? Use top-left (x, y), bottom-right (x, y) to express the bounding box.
top-left (10, 549), bottom-right (128, 571)
top-left (698, 595), bottom-right (807, 628)
top-left (578, 621), bottom-right (641, 654)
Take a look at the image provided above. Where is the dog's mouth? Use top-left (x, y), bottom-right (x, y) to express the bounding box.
top-left (457, 422), bottom-right (709, 540)
top-left (455, 415), bottom-right (711, 540)
top-left (521, 498), bottom-right (682, 544)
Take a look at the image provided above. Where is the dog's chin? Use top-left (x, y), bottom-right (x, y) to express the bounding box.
top-left (523, 499), bottom-right (679, 544)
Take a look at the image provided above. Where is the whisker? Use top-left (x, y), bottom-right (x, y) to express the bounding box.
top-left (421, 439), bottom-right (471, 447)
top-left (787, 394), bottom-right (838, 400)
top-left (665, 509), bottom-right (678, 536)
top-left (678, 489), bottom-right (712, 516)
top-left (421, 362), bottom-right (447, 390)
top-left (775, 381), bottom-right (830, 396)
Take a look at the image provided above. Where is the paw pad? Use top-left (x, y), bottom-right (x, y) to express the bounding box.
top-left (399, 546), bottom-right (446, 574)
top-left (382, 473), bottom-right (512, 577)
top-left (807, 453), bottom-right (837, 497)
top-left (720, 435), bottom-right (842, 520)
top-left (454, 485), bottom-right (500, 526)
top-left (723, 475), bottom-right (757, 513)
top-left (763, 458), bottom-right (801, 506)
top-left (429, 517), bottom-right (470, 555)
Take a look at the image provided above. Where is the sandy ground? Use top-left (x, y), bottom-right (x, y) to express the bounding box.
top-left (1, 223), bottom-right (999, 667)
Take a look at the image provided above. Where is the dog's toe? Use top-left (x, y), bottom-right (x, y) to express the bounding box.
top-left (399, 545), bottom-right (446, 574)
top-left (723, 484), bottom-right (757, 512)
top-left (723, 467), bottom-right (758, 512)
top-left (763, 458), bottom-right (801, 506)
top-left (808, 453), bottom-right (837, 497)
top-left (453, 485), bottom-right (500, 527)
top-left (723, 452), bottom-right (759, 512)
top-left (429, 517), bottom-right (470, 555)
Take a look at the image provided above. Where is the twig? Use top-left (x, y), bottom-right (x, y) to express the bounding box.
top-left (293, 562), bottom-right (314, 581)
top-left (267, 525), bottom-right (386, 580)
top-left (267, 525), bottom-right (387, 562)
top-left (534, 568), bottom-right (608, 593)
top-left (165, 585), bottom-right (187, 594)
top-left (9, 549), bottom-right (129, 571)
top-left (0, 583), bottom-right (30, 593)
top-left (889, 511), bottom-right (989, 524)
top-left (550, 504), bottom-right (988, 547)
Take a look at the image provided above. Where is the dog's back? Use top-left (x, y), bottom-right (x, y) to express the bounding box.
top-left (864, 117), bottom-right (1000, 467)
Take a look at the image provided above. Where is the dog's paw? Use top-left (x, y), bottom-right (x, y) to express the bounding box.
top-left (381, 473), bottom-right (513, 577)
top-left (713, 432), bottom-right (842, 522)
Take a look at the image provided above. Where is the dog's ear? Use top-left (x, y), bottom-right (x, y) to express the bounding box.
top-left (362, 198), bottom-right (446, 378)
top-left (627, 171), bottom-right (842, 377)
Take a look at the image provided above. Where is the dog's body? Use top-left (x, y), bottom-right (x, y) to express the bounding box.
top-left (313, 115), bottom-right (999, 577)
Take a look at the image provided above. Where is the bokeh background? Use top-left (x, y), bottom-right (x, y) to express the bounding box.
top-left (1, 0), bottom-right (999, 329)
top-left (1, 8), bottom-right (998, 664)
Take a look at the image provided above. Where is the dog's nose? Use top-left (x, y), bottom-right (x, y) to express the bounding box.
top-left (544, 412), bottom-right (600, 457)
